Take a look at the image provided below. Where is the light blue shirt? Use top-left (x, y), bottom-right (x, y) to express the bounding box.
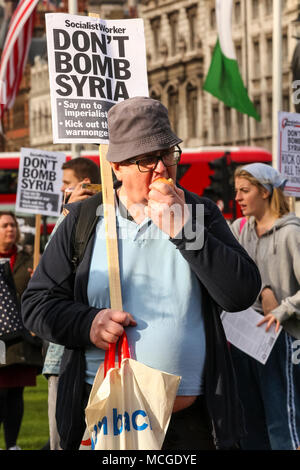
top-left (85, 202), bottom-right (206, 395)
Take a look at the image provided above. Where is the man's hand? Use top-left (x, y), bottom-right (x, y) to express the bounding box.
top-left (145, 180), bottom-right (190, 238)
top-left (90, 309), bottom-right (137, 350)
top-left (68, 178), bottom-right (94, 203)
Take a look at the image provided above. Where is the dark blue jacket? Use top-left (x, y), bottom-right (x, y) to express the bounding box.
top-left (21, 189), bottom-right (261, 449)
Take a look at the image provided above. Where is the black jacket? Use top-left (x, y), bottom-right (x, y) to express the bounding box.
top-left (22, 189), bottom-right (261, 449)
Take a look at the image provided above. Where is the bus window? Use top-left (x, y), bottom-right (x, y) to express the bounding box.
top-left (0, 169), bottom-right (18, 194)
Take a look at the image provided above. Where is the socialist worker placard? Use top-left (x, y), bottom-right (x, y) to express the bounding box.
top-left (46, 14), bottom-right (149, 144)
top-left (15, 148), bottom-right (65, 217)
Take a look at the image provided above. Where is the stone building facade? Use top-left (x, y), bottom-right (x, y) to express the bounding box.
top-left (141, 0), bottom-right (298, 152)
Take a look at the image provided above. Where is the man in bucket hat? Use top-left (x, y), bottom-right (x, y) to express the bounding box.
top-left (22, 97), bottom-right (261, 450)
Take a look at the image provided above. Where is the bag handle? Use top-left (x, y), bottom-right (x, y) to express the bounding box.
top-left (104, 332), bottom-right (130, 377)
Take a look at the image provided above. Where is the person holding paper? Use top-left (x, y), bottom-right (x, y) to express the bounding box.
top-left (231, 163), bottom-right (300, 450)
top-left (21, 97), bottom-right (261, 450)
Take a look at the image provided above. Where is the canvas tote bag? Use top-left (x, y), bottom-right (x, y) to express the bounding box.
top-left (82, 332), bottom-right (181, 450)
top-left (80, 143), bottom-right (180, 450)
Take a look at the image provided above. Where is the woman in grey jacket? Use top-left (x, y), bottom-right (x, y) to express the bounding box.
top-left (231, 163), bottom-right (300, 450)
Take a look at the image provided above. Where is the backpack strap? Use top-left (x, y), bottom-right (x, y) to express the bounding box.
top-left (71, 192), bottom-right (103, 273)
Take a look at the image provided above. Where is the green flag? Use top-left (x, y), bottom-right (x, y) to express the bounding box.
top-left (203, 0), bottom-right (260, 121)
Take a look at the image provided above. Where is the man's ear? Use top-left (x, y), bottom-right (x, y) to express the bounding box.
top-left (110, 162), bottom-right (122, 181)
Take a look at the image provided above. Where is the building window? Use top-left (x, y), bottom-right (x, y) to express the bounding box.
top-left (267, 95), bottom-right (272, 133)
top-left (14, 102), bottom-right (25, 129)
top-left (234, 1), bottom-right (241, 24)
top-left (236, 111), bottom-right (244, 139)
top-left (265, 0), bottom-right (272, 15)
top-left (150, 89), bottom-right (161, 101)
top-left (252, 0), bottom-right (259, 19)
top-left (253, 98), bottom-right (261, 134)
top-left (282, 33), bottom-right (288, 67)
top-left (282, 93), bottom-right (290, 112)
top-left (168, 11), bottom-right (179, 56)
top-left (150, 17), bottom-right (161, 60)
top-left (266, 37), bottom-right (272, 75)
top-left (210, 7), bottom-right (216, 29)
top-left (235, 43), bottom-right (242, 70)
top-left (212, 105), bottom-right (220, 141)
top-left (224, 107), bottom-right (231, 140)
top-left (186, 5), bottom-right (197, 51)
top-left (186, 83), bottom-right (198, 138)
top-left (32, 109), bottom-right (38, 135)
top-left (168, 86), bottom-right (179, 135)
top-left (252, 39), bottom-right (260, 78)
top-left (45, 106), bottom-right (51, 134)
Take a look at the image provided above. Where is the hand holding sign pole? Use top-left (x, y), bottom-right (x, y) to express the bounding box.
top-left (45, 10), bottom-right (148, 366)
top-left (89, 14), bottom-right (123, 364)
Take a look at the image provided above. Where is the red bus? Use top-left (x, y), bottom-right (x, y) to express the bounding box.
top-left (0, 146), bottom-right (272, 228)
top-left (177, 146), bottom-right (272, 218)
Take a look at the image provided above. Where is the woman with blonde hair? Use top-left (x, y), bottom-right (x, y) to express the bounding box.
top-left (231, 163), bottom-right (300, 450)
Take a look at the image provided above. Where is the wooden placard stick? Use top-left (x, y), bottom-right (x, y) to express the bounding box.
top-left (99, 144), bottom-right (123, 311)
top-left (89, 12), bottom-right (123, 312)
top-left (33, 213), bottom-right (41, 271)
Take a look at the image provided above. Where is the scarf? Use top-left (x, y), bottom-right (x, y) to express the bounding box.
top-left (0, 245), bottom-right (18, 271)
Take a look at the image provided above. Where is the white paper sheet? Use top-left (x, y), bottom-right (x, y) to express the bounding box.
top-left (221, 307), bottom-right (282, 364)
top-left (0, 340), bottom-right (5, 364)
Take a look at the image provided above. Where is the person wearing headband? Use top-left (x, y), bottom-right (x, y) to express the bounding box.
top-left (231, 162), bottom-right (300, 450)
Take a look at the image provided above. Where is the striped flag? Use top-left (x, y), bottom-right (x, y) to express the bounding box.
top-left (0, 0), bottom-right (39, 127)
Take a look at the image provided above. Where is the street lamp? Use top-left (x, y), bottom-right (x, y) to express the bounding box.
top-left (291, 7), bottom-right (300, 113)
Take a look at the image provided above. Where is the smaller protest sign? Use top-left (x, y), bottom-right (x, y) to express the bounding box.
top-left (15, 148), bottom-right (65, 217)
top-left (278, 111), bottom-right (300, 197)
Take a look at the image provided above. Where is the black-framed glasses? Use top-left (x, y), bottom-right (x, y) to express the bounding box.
top-left (127, 145), bottom-right (182, 173)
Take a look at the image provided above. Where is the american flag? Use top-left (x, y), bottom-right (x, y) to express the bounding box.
top-left (0, 0), bottom-right (39, 126)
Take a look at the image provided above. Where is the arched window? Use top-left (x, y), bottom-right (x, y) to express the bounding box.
top-left (150, 88), bottom-right (161, 102)
top-left (167, 85), bottom-right (179, 135)
top-left (186, 82), bottom-right (198, 138)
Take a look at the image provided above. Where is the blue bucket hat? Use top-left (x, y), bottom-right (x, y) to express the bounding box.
top-left (241, 163), bottom-right (288, 193)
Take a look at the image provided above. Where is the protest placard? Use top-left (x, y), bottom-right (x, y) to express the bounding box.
top-left (15, 148), bottom-right (65, 217)
top-left (46, 14), bottom-right (149, 144)
top-left (278, 111), bottom-right (300, 197)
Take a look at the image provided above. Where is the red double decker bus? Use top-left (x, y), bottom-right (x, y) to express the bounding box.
top-left (0, 145), bottom-right (272, 239)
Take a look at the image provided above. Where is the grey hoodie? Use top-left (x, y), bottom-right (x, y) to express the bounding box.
top-left (231, 213), bottom-right (300, 340)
